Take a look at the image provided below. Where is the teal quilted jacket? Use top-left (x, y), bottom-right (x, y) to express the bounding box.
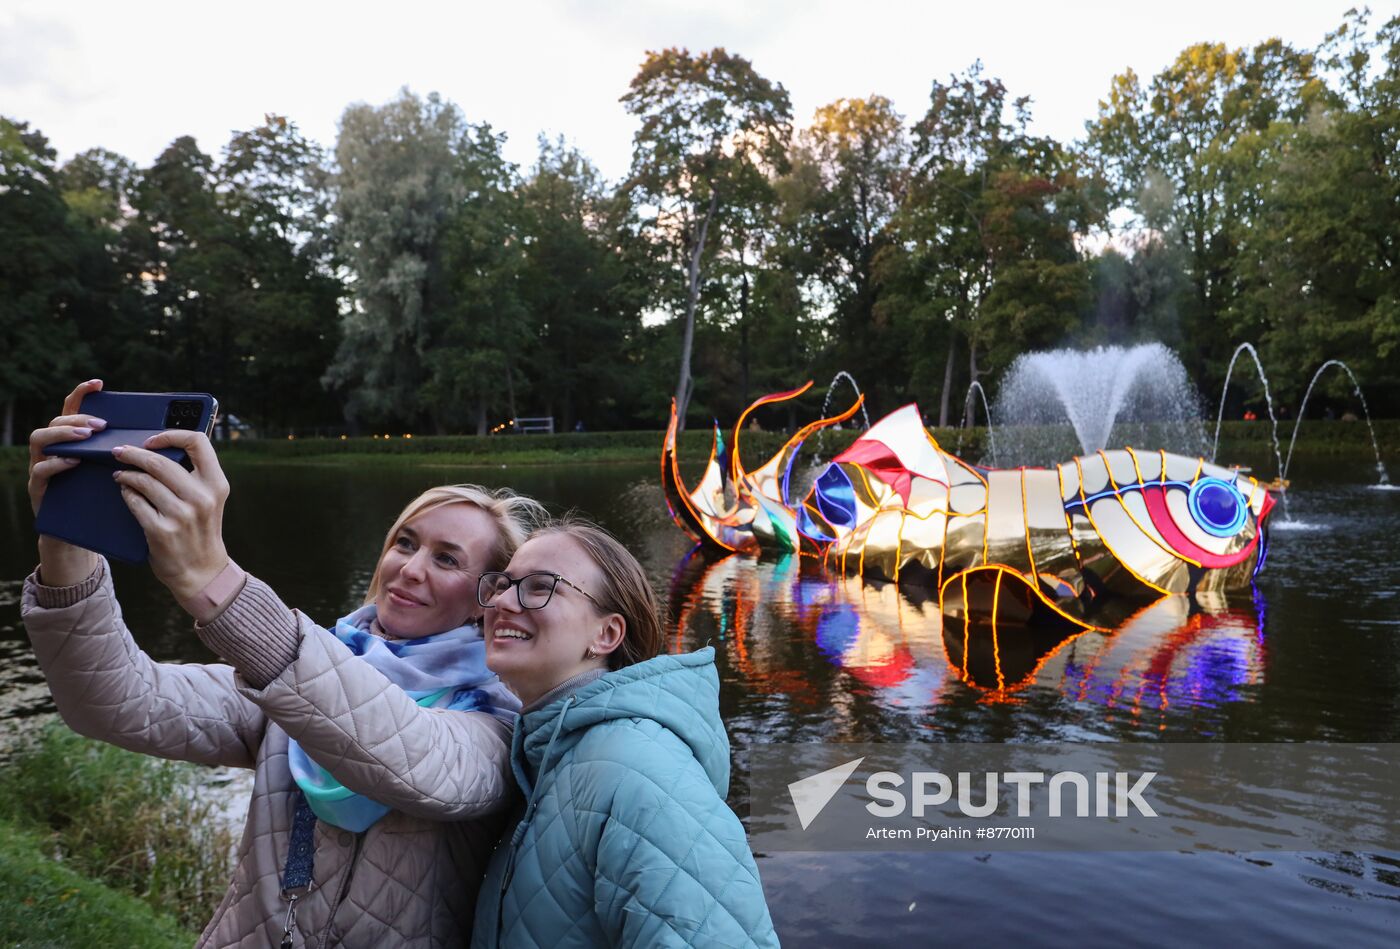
top-left (472, 647), bottom-right (780, 948)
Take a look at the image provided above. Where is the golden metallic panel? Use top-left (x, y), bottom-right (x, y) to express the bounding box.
top-left (1162, 452), bottom-right (1201, 483)
top-left (860, 508), bottom-right (906, 580)
top-left (985, 471), bottom-right (1027, 547)
top-left (943, 514), bottom-right (987, 572)
top-left (1025, 469), bottom-right (1068, 531)
top-left (1130, 447), bottom-right (1163, 483)
top-left (946, 456), bottom-right (988, 487)
top-left (1103, 450), bottom-right (1140, 488)
top-left (1199, 459), bottom-right (1243, 484)
top-left (1118, 488), bottom-right (1195, 565)
top-left (906, 475), bottom-right (949, 513)
top-left (1058, 462), bottom-right (1081, 501)
top-left (1086, 497), bottom-right (1183, 594)
top-left (1027, 533), bottom-right (1082, 579)
top-left (949, 483), bottom-right (988, 515)
top-left (899, 510), bottom-right (947, 572)
top-left (1078, 454), bottom-right (1110, 496)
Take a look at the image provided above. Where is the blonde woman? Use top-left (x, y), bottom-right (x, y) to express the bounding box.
top-left (23, 380), bottom-right (544, 948)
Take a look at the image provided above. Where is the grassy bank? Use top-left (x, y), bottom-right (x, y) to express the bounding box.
top-left (0, 818), bottom-right (194, 947)
top-left (2, 419), bottom-right (1395, 473)
top-left (0, 723), bottom-right (234, 934)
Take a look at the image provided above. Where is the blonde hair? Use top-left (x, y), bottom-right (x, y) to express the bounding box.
top-left (536, 515), bottom-right (665, 670)
top-left (365, 484), bottom-right (548, 605)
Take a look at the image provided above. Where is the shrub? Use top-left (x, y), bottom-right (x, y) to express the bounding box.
top-left (0, 722), bottom-right (235, 931)
top-left (0, 817), bottom-right (194, 946)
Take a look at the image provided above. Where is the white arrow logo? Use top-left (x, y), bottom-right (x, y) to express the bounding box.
top-left (788, 757), bottom-right (865, 830)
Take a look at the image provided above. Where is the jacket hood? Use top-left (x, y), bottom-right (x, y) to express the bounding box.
top-left (511, 647), bottom-right (730, 798)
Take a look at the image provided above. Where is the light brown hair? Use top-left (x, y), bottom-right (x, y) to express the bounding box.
top-left (365, 484), bottom-right (549, 605)
top-left (537, 516), bottom-right (665, 670)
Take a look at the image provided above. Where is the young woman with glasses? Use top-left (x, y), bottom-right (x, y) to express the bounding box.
top-left (470, 517), bottom-right (780, 948)
top-left (22, 379), bottom-right (545, 948)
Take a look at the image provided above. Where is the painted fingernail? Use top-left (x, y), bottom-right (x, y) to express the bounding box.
top-left (111, 445), bottom-right (125, 456)
top-left (86, 379), bottom-right (101, 386)
top-left (88, 419), bottom-right (107, 430)
top-left (112, 471), bottom-right (122, 481)
top-left (74, 427), bottom-right (92, 437)
top-left (63, 457), bottom-right (81, 465)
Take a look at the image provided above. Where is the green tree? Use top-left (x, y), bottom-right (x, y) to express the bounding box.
top-left (878, 66), bottom-right (1098, 425)
top-left (429, 124), bottom-right (527, 435)
top-left (621, 47), bottom-right (792, 427)
top-left (0, 119), bottom-right (108, 444)
top-left (783, 96), bottom-right (908, 412)
top-left (326, 89), bottom-right (466, 430)
top-left (516, 137), bottom-right (649, 431)
top-left (220, 115), bottom-right (344, 432)
top-left (1228, 10), bottom-right (1400, 408)
top-left (1086, 39), bottom-right (1322, 384)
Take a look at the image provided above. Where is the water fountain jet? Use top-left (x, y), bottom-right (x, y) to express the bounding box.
top-left (814, 371), bottom-right (871, 463)
top-left (992, 343), bottom-right (1206, 468)
top-left (955, 381), bottom-right (998, 467)
top-left (1211, 343), bottom-right (1285, 484)
top-left (1283, 360), bottom-right (1391, 486)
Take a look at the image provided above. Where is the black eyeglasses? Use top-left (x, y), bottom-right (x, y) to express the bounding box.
top-left (477, 571), bottom-right (606, 611)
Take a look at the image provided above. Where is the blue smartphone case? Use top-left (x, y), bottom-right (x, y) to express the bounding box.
top-left (34, 392), bottom-right (217, 563)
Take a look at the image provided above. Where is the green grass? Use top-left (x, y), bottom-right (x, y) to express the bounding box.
top-left (0, 818), bottom-right (194, 948)
top-left (0, 723), bottom-right (235, 933)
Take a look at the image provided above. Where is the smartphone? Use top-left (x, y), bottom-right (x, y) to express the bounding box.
top-left (35, 392), bottom-right (219, 563)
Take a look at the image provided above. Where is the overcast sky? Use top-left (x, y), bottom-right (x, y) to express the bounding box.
top-left (2, 0), bottom-right (1371, 181)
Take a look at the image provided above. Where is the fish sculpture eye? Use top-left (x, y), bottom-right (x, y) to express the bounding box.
top-left (1188, 477), bottom-right (1248, 537)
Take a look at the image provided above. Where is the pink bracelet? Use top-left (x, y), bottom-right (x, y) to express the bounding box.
top-left (194, 561), bottom-right (247, 624)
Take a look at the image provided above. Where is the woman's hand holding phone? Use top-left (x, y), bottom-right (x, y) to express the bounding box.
top-left (29, 380), bottom-right (106, 586)
top-left (112, 430), bottom-right (233, 618)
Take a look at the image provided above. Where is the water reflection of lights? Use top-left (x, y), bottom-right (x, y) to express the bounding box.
top-left (668, 552), bottom-right (1267, 718)
top-left (1046, 596), bottom-right (1266, 726)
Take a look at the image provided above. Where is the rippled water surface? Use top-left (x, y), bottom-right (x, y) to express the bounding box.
top-left (2, 456), bottom-right (1397, 945)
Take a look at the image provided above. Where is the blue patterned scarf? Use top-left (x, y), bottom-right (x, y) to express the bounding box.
top-left (287, 604), bottom-right (520, 831)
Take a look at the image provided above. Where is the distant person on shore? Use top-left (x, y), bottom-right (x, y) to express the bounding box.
top-left (23, 380), bottom-right (543, 947)
top-left (471, 518), bottom-right (779, 947)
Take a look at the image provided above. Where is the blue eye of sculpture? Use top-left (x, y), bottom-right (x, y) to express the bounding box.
top-left (1188, 477), bottom-right (1248, 537)
top-left (813, 465), bottom-right (858, 528)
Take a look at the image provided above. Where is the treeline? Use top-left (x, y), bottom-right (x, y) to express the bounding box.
top-left (2, 10), bottom-right (1396, 442)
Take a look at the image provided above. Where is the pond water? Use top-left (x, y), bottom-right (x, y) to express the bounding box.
top-left (2, 457), bottom-right (1398, 945)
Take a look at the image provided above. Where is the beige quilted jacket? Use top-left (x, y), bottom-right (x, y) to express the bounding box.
top-left (21, 560), bottom-right (517, 948)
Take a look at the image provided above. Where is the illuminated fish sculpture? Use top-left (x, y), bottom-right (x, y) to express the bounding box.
top-left (661, 384), bottom-right (1277, 631)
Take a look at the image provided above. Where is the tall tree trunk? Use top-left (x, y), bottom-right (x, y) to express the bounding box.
top-left (675, 190), bottom-right (719, 431)
top-left (505, 359), bottom-right (518, 421)
top-left (938, 332), bottom-right (957, 428)
top-left (2, 399), bottom-right (13, 448)
top-left (739, 255), bottom-right (751, 405)
top-left (475, 399), bottom-right (487, 436)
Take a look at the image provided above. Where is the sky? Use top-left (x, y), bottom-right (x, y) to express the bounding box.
top-left (1, 0), bottom-right (1376, 182)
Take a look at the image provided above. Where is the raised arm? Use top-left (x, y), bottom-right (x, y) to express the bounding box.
top-left (23, 380), bottom-right (264, 767)
top-left (111, 429), bottom-right (515, 820)
top-left (21, 560), bottom-right (266, 768)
